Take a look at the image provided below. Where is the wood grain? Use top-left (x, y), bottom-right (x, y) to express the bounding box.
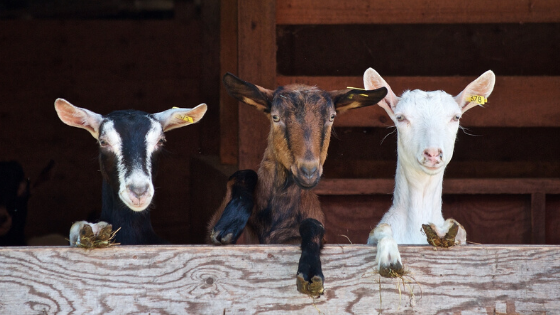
top-left (1, 245), bottom-right (559, 314)
top-left (219, 0), bottom-right (239, 165)
top-left (531, 193), bottom-right (547, 244)
top-left (314, 178), bottom-right (560, 195)
top-left (276, 0), bottom-right (560, 24)
top-left (442, 195), bottom-right (531, 245)
top-left (237, 0), bottom-right (276, 170)
top-left (277, 76), bottom-right (560, 127)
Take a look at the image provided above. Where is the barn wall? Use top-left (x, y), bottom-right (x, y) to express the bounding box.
top-left (0, 3), bottom-right (215, 244)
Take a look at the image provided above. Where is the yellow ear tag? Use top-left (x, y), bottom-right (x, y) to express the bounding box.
top-left (171, 107), bottom-right (194, 123)
top-left (346, 87), bottom-right (369, 97)
top-left (468, 95), bottom-right (488, 105)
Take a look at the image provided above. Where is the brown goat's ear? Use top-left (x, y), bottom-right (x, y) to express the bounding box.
top-left (329, 87), bottom-right (388, 114)
top-left (153, 103), bottom-right (208, 132)
top-left (54, 98), bottom-right (103, 139)
top-left (222, 72), bottom-right (273, 113)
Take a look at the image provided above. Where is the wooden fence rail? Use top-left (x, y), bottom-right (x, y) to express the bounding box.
top-left (1, 245), bottom-right (559, 314)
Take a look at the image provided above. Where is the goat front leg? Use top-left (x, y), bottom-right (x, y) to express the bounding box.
top-left (296, 218), bottom-right (325, 297)
top-left (423, 218), bottom-right (467, 247)
top-left (209, 170), bottom-right (257, 245)
top-left (367, 223), bottom-right (404, 278)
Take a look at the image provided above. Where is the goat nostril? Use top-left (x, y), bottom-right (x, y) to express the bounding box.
top-left (301, 166), bottom-right (318, 178)
top-left (424, 148), bottom-right (443, 159)
top-left (128, 184), bottom-right (149, 198)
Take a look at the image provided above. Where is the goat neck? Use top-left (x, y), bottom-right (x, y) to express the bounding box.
top-left (100, 180), bottom-right (164, 245)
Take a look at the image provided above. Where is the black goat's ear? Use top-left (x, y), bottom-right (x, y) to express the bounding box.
top-left (154, 103), bottom-right (208, 132)
top-left (223, 72), bottom-right (273, 113)
top-left (329, 87), bottom-right (388, 114)
top-left (54, 99), bottom-right (103, 139)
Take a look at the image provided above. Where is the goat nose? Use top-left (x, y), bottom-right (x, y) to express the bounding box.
top-left (423, 148), bottom-right (443, 161)
top-left (128, 184), bottom-right (149, 198)
top-left (300, 165), bottom-right (318, 179)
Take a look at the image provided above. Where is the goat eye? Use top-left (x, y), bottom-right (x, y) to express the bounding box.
top-left (157, 138), bottom-right (166, 146)
top-left (272, 114), bottom-right (280, 122)
top-left (453, 114), bottom-right (461, 121)
top-left (396, 115), bottom-right (405, 122)
top-left (99, 139), bottom-right (109, 147)
top-left (329, 113), bottom-right (336, 122)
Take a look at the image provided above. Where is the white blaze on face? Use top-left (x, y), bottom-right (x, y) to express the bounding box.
top-left (394, 90), bottom-right (462, 175)
top-left (102, 119), bottom-right (161, 212)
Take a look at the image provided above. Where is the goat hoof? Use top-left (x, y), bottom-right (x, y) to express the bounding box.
top-left (378, 261), bottom-right (405, 278)
top-left (422, 222), bottom-right (460, 248)
top-left (210, 229), bottom-right (234, 245)
top-left (69, 221), bottom-right (119, 248)
top-left (296, 273), bottom-right (324, 297)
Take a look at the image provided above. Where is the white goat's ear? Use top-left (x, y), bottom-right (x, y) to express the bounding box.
top-left (363, 68), bottom-right (400, 119)
top-left (54, 99), bottom-right (103, 139)
top-left (154, 103), bottom-right (208, 132)
top-left (455, 70), bottom-right (496, 113)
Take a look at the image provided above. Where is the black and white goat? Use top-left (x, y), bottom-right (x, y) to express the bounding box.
top-left (55, 99), bottom-right (207, 245)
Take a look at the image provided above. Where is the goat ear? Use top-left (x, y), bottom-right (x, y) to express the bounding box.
top-left (154, 103), bottom-right (208, 132)
top-left (329, 87), bottom-right (388, 114)
top-left (455, 70), bottom-right (496, 113)
top-left (223, 72), bottom-right (273, 113)
top-left (54, 99), bottom-right (103, 139)
top-left (363, 68), bottom-right (400, 118)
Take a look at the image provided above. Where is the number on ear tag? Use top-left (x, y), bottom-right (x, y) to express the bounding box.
top-left (468, 95), bottom-right (488, 105)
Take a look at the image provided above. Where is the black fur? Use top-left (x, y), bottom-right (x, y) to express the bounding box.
top-left (100, 181), bottom-right (165, 245)
top-left (212, 170), bottom-right (258, 244)
top-left (297, 218), bottom-right (325, 283)
top-left (97, 110), bottom-right (166, 245)
top-left (0, 161), bottom-right (29, 246)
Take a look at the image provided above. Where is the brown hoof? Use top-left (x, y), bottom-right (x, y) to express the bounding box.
top-left (378, 261), bottom-right (405, 278)
top-left (422, 223), bottom-right (459, 248)
top-left (296, 273), bottom-right (324, 297)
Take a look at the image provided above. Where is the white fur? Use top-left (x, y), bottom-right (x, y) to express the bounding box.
top-left (364, 68), bottom-right (495, 271)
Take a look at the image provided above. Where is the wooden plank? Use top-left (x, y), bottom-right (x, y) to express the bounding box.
top-left (325, 160), bottom-right (560, 179)
top-left (322, 194), bottom-right (533, 245)
top-left (531, 192), bottom-right (547, 244)
top-left (237, 0), bottom-right (276, 170)
top-left (277, 76), bottom-right (560, 127)
top-left (315, 178), bottom-right (560, 195)
top-left (545, 195), bottom-right (560, 245)
top-left (277, 0), bottom-right (560, 24)
top-left (443, 195), bottom-right (532, 245)
top-left (1, 245), bottom-right (559, 314)
top-left (219, 0), bottom-right (239, 165)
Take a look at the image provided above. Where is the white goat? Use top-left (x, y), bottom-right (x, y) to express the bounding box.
top-left (364, 68), bottom-right (496, 275)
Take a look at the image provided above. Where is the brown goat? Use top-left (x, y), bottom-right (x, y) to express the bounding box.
top-left (208, 73), bottom-right (387, 296)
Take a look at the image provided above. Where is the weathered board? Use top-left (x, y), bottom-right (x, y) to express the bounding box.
top-left (276, 0), bottom-right (560, 24)
top-left (1, 245), bottom-right (558, 314)
top-left (277, 76), bottom-right (560, 128)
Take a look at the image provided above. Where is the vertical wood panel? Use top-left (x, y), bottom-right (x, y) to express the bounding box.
top-left (531, 192), bottom-right (547, 244)
top-left (237, 0), bottom-right (276, 170)
top-left (219, 0), bottom-right (239, 165)
top-left (442, 195), bottom-right (532, 244)
top-left (545, 195), bottom-right (560, 244)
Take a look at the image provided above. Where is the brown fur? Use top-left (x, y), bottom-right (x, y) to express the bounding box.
top-left (209, 76), bottom-right (387, 245)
